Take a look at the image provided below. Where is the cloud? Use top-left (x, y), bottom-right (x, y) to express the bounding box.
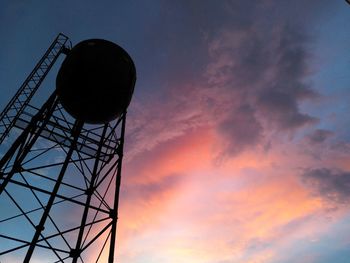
top-left (306, 129), bottom-right (334, 144)
top-left (119, 1), bottom-right (347, 262)
top-left (123, 173), bottom-right (182, 202)
top-left (125, 86), bottom-right (207, 160)
top-left (206, 23), bottom-right (318, 131)
top-left (302, 168), bottom-right (350, 204)
top-left (217, 104), bottom-right (263, 156)
top-left (127, 21), bottom-right (319, 160)
top-left (125, 1), bottom-right (323, 161)
top-left (256, 25), bottom-right (318, 129)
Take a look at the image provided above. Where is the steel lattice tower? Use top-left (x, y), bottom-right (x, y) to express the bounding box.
top-left (0, 33), bottom-right (135, 262)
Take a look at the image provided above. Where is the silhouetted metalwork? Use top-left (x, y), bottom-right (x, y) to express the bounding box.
top-left (0, 33), bottom-right (135, 262)
top-left (0, 33), bottom-right (70, 145)
top-left (57, 39), bottom-right (136, 124)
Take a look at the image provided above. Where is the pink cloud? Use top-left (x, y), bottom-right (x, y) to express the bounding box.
top-left (115, 124), bottom-right (350, 262)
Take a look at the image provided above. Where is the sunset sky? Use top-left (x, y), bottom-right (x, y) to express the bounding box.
top-left (1, 1), bottom-right (350, 262)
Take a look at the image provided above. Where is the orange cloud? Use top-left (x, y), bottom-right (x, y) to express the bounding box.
top-left (120, 130), bottom-right (328, 260)
top-left (78, 121), bottom-right (350, 263)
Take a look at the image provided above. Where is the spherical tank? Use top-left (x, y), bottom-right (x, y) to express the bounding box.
top-left (56, 39), bottom-right (136, 124)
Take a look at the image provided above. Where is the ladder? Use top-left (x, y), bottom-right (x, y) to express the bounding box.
top-left (0, 33), bottom-right (70, 144)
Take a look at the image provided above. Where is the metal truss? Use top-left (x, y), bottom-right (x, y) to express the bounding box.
top-left (0, 33), bottom-right (71, 145)
top-left (0, 34), bottom-right (126, 262)
top-left (0, 92), bottom-right (126, 262)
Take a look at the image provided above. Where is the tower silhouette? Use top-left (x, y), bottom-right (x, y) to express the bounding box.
top-left (0, 33), bottom-right (136, 262)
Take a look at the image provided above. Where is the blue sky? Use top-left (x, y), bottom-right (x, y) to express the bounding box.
top-left (1, 1), bottom-right (350, 262)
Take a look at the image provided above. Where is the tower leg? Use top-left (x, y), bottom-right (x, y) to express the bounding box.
top-left (71, 123), bottom-right (108, 263)
top-left (24, 120), bottom-right (84, 263)
top-left (0, 93), bottom-right (58, 195)
top-left (0, 97), bottom-right (127, 262)
top-left (109, 112), bottom-right (126, 263)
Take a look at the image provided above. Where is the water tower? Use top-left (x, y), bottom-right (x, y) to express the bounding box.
top-left (0, 33), bottom-right (136, 262)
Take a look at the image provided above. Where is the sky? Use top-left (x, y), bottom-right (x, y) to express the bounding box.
top-left (1, 0), bottom-right (350, 262)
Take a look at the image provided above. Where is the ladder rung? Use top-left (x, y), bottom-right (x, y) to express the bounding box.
top-left (0, 33), bottom-right (70, 145)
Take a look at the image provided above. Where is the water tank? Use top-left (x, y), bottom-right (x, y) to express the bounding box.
top-left (56, 39), bottom-right (136, 124)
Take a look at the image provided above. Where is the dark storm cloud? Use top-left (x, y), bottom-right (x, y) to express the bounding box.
top-left (302, 168), bottom-right (350, 204)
